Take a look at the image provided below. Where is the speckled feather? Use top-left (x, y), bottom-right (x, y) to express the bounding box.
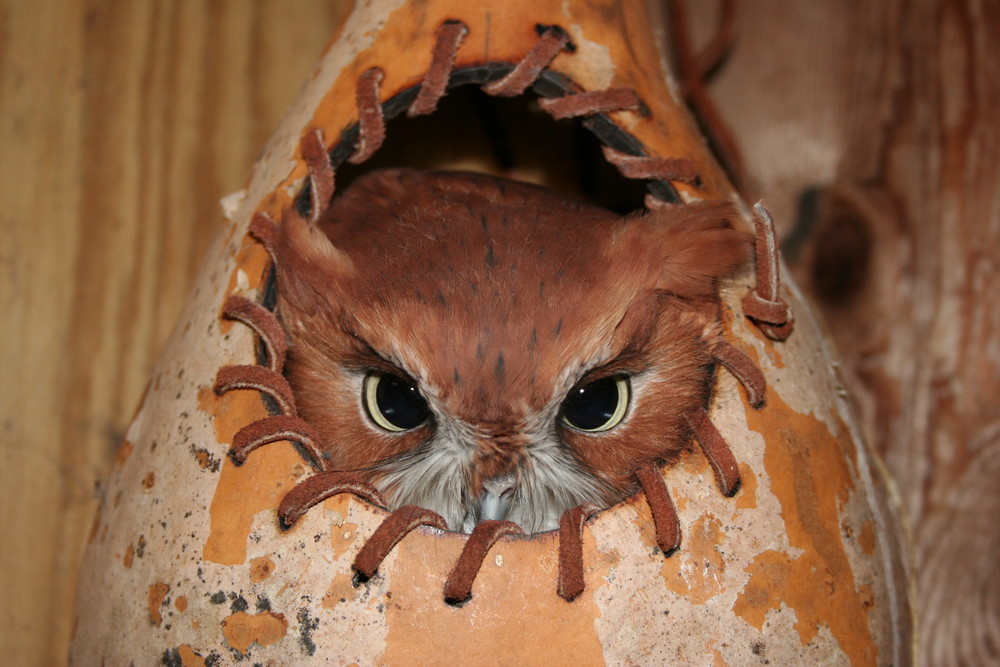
top-left (269, 168), bottom-right (750, 532)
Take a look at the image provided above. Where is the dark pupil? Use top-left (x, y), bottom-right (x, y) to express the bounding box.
top-left (563, 376), bottom-right (620, 430)
top-left (376, 374), bottom-right (430, 429)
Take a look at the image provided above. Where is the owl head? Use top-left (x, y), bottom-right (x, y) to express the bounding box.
top-left (267, 168), bottom-right (750, 533)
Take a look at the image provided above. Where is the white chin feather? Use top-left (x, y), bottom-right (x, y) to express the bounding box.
top-left (376, 434), bottom-right (610, 534)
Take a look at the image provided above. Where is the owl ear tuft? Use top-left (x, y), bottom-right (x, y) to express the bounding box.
top-left (647, 200), bottom-right (753, 300)
top-left (261, 212), bottom-right (353, 313)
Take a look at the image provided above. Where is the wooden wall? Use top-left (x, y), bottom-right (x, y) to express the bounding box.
top-left (2, 0), bottom-right (997, 664)
top-left (692, 2), bottom-right (999, 664)
top-left (0, 2), bottom-right (347, 663)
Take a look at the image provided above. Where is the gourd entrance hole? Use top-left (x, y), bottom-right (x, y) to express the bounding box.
top-left (330, 84), bottom-right (649, 215)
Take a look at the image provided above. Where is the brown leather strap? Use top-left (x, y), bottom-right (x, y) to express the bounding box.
top-left (214, 365), bottom-right (296, 416)
top-left (557, 504), bottom-right (599, 602)
top-left (538, 88), bottom-right (643, 120)
top-left (687, 410), bottom-right (741, 497)
top-left (221, 295), bottom-right (288, 372)
top-left (443, 520), bottom-right (524, 605)
top-left (248, 211), bottom-right (280, 256)
top-left (635, 463), bottom-right (681, 556)
top-left (349, 67), bottom-right (387, 164)
top-left (229, 414), bottom-right (325, 468)
top-left (691, 0), bottom-right (737, 81)
top-left (352, 505), bottom-right (449, 582)
top-left (408, 20), bottom-right (469, 117)
top-left (300, 128), bottom-right (335, 222)
top-left (743, 201), bottom-right (794, 340)
top-left (666, 0), bottom-right (746, 193)
top-left (483, 26), bottom-right (570, 97)
top-left (278, 471), bottom-right (387, 529)
top-left (713, 340), bottom-right (766, 409)
top-left (602, 145), bottom-right (699, 184)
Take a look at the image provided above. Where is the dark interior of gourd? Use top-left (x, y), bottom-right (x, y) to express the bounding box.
top-left (330, 84), bottom-right (649, 215)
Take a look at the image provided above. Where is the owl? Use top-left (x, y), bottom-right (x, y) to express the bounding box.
top-left (266, 168), bottom-right (750, 534)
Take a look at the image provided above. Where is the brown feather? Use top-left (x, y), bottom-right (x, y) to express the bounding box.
top-left (265, 168), bottom-right (750, 531)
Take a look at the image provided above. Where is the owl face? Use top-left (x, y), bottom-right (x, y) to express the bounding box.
top-left (270, 169), bottom-right (749, 533)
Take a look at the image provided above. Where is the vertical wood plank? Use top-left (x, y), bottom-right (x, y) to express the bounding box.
top-left (7, 0), bottom-right (992, 663)
top-left (0, 2), bottom-right (348, 663)
top-left (688, 1), bottom-right (1000, 663)
top-left (1, 2), bottom-right (87, 664)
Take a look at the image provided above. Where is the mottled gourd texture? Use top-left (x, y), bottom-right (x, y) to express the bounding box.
top-left (268, 168), bottom-right (750, 532)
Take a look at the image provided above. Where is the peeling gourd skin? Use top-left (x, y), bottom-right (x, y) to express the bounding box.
top-left (70, 1), bottom-right (912, 665)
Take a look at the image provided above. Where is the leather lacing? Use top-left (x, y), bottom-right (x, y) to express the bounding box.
top-left (214, 21), bottom-right (792, 606)
top-left (742, 202), bottom-right (795, 341)
top-left (666, 0), bottom-right (747, 195)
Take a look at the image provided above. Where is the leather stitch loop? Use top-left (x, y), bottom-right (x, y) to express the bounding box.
top-left (538, 87), bottom-right (643, 120)
top-left (666, 0), bottom-right (746, 192)
top-left (350, 67), bottom-right (387, 164)
top-left (352, 505), bottom-right (449, 582)
top-left (221, 295), bottom-right (288, 372)
top-left (557, 503), bottom-right (599, 602)
top-left (743, 201), bottom-right (795, 341)
top-left (602, 145), bottom-right (699, 184)
top-left (713, 340), bottom-right (766, 409)
top-left (635, 463), bottom-right (682, 556)
top-left (300, 128), bottom-right (335, 222)
top-left (214, 365), bottom-right (296, 417)
top-left (687, 409), bottom-right (742, 497)
top-left (443, 520), bottom-right (524, 605)
top-left (279, 471), bottom-right (388, 529)
top-left (408, 20), bottom-right (469, 117)
top-left (482, 25), bottom-right (570, 97)
top-left (229, 414), bottom-right (326, 469)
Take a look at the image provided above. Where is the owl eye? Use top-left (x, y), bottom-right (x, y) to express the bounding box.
top-left (561, 375), bottom-right (630, 432)
top-left (364, 372), bottom-right (431, 432)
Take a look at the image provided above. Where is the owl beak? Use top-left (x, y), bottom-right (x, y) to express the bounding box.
top-left (476, 473), bottom-right (517, 523)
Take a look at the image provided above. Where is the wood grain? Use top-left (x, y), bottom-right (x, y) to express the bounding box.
top-left (3, 0), bottom-right (994, 663)
top-left (0, 2), bottom-right (348, 664)
top-left (688, 1), bottom-right (1000, 663)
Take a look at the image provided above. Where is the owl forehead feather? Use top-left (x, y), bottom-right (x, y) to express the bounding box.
top-left (273, 168), bottom-right (745, 420)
